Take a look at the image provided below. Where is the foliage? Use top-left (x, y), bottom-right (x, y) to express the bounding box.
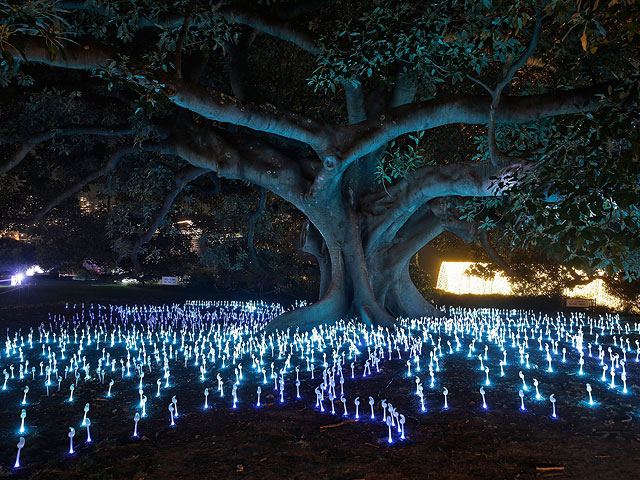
top-left (376, 131), bottom-right (434, 187)
top-left (0, 237), bottom-right (37, 274)
top-left (460, 75), bottom-right (640, 279)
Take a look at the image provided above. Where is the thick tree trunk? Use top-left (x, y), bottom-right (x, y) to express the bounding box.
top-left (267, 241), bottom-right (349, 332)
top-left (265, 194), bottom-right (441, 333)
top-left (385, 261), bottom-right (439, 318)
top-left (300, 221), bottom-right (331, 299)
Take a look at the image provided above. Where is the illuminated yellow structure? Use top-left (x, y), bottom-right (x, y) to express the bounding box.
top-left (436, 262), bottom-right (513, 295)
top-left (564, 279), bottom-right (624, 311)
top-left (436, 262), bottom-right (628, 310)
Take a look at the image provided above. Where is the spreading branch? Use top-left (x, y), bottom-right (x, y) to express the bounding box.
top-left (344, 79), bottom-right (367, 125)
top-left (170, 122), bottom-right (316, 208)
top-left (343, 67), bottom-right (418, 196)
top-left (433, 198), bottom-right (478, 243)
top-left (131, 165), bottom-right (208, 272)
top-left (364, 161), bottom-right (496, 255)
top-left (337, 86), bottom-right (602, 169)
top-left (468, 11), bottom-right (545, 167)
top-left (218, 6), bottom-right (321, 56)
top-left (11, 38), bottom-right (329, 150)
top-left (389, 68), bottom-right (417, 109)
top-left (189, 173), bottom-right (220, 196)
top-left (172, 81), bottom-right (329, 149)
top-left (0, 126), bottom-right (133, 175)
top-left (383, 206), bottom-right (443, 269)
top-left (300, 220), bottom-right (331, 298)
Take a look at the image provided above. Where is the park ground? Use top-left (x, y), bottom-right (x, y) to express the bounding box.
top-left (0, 282), bottom-right (638, 480)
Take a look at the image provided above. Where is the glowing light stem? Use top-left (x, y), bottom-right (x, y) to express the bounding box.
top-left (14, 437), bottom-right (25, 469)
top-left (85, 418), bottom-right (92, 442)
top-left (480, 387), bottom-right (487, 409)
top-left (19, 409), bottom-right (26, 433)
top-left (68, 427), bottom-right (76, 454)
top-left (133, 412), bottom-right (140, 437)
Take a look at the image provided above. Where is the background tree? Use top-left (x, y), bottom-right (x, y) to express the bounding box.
top-left (0, 0), bottom-right (638, 330)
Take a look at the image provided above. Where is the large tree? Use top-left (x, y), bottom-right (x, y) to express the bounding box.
top-left (1, 0), bottom-right (638, 330)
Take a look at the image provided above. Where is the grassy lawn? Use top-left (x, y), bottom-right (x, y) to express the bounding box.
top-left (0, 280), bottom-right (221, 307)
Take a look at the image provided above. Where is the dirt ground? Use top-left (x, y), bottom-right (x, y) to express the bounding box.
top-left (0, 302), bottom-right (638, 480)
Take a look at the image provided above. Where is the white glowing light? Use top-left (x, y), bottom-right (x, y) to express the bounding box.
top-left (14, 437), bottom-right (25, 469)
top-left (25, 265), bottom-right (44, 276)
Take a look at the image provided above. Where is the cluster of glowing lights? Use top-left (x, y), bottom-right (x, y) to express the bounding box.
top-left (436, 262), bottom-right (513, 296)
top-left (9, 265), bottom-right (45, 286)
top-left (436, 262), bottom-right (632, 311)
top-left (0, 300), bottom-right (638, 469)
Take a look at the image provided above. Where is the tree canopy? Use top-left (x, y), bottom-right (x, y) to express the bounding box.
top-left (0, 0), bottom-right (638, 329)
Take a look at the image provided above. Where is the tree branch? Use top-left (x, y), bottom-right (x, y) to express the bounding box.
top-left (13, 38), bottom-right (330, 150)
top-left (218, 5), bottom-right (321, 56)
top-left (190, 172), bottom-right (221, 196)
top-left (383, 206), bottom-right (443, 269)
top-left (364, 161), bottom-right (496, 256)
top-left (300, 219), bottom-right (331, 299)
top-left (343, 66), bottom-right (418, 197)
top-left (169, 80), bottom-right (331, 149)
top-left (10, 37), bottom-right (116, 70)
top-left (432, 198), bottom-right (477, 243)
top-left (25, 141), bottom-right (173, 224)
top-left (0, 126), bottom-right (134, 175)
top-left (389, 68), bottom-right (417, 109)
top-left (337, 86), bottom-right (603, 168)
top-left (174, 0), bottom-right (196, 81)
top-left (468, 11), bottom-right (545, 167)
top-left (130, 165), bottom-right (208, 272)
top-left (344, 78), bottom-right (367, 125)
top-left (171, 121), bottom-right (316, 208)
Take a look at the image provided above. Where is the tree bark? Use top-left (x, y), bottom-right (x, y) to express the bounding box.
top-left (300, 221), bottom-right (331, 299)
